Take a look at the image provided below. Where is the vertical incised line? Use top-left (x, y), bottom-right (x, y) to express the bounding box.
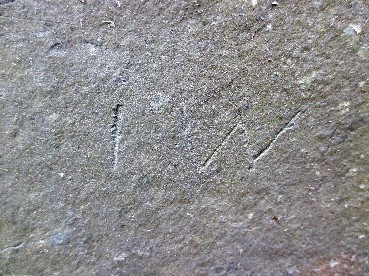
top-left (111, 104), bottom-right (122, 170)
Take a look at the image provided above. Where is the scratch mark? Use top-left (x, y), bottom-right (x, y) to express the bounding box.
top-left (199, 122), bottom-right (244, 173)
top-left (251, 108), bottom-right (305, 166)
top-left (111, 104), bottom-right (122, 170)
top-left (1, 242), bottom-right (24, 253)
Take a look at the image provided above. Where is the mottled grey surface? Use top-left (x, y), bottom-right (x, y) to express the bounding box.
top-left (0, 0), bottom-right (368, 275)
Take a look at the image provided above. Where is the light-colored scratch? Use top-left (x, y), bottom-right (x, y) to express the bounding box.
top-left (113, 134), bottom-right (122, 170)
top-left (251, 108), bottom-right (305, 166)
top-left (1, 242), bottom-right (24, 253)
top-left (199, 122), bottom-right (244, 173)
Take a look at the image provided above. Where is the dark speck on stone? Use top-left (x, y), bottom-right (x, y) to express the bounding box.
top-left (214, 266), bottom-right (224, 273)
top-left (227, 261), bottom-right (239, 272)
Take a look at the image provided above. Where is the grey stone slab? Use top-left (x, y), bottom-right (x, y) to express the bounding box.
top-left (1, 0), bottom-right (368, 275)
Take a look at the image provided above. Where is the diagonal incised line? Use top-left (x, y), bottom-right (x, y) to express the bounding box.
top-left (199, 122), bottom-right (244, 173)
top-left (252, 108), bottom-right (306, 165)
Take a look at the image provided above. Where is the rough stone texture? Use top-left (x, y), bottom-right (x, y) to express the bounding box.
top-left (0, 0), bottom-right (368, 275)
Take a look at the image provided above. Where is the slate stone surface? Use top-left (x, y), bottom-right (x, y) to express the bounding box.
top-left (0, 0), bottom-right (368, 275)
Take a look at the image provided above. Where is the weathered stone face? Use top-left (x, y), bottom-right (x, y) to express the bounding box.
top-left (1, 0), bottom-right (368, 274)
